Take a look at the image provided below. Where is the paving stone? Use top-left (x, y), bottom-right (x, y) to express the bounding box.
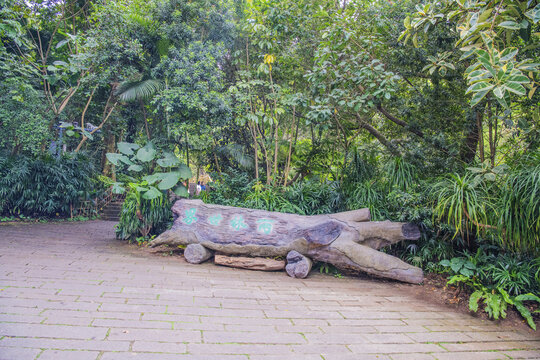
top-left (1, 222), bottom-right (537, 360)
top-left (188, 343), bottom-right (293, 355)
top-left (107, 328), bottom-right (201, 342)
top-left (0, 323), bottom-right (107, 340)
top-left (249, 355), bottom-right (324, 360)
top-left (92, 318), bottom-right (172, 329)
top-left (101, 353), bottom-right (247, 360)
top-left (321, 355), bottom-right (392, 360)
top-left (431, 351), bottom-right (509, 360)
top-left (443, 341), bottom-right (540, 352)
top-left (502, 350), bottom-right (540, 359)
top-left (0, 346), bottom-right (41, 360)
top-left (132, 340), bottom-right (188, 353)
top-left (203, 330), bottom-right (306, 344)
top-left (406, 331), bottom-right (475, 343)
top-left (0, 337), bottom-right (130, 351)
top-left (348, 343), bottom-right (444, 353)
top-left (389, 354), bottom-right (435, 360)
top-left (38, 349), bottom-right (99, 360)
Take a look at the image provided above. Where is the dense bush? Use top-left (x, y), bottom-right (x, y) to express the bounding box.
top-left (0, 153), bottom-right (98, 217)
top-left (116, 191), bottom-right (172, 241)
top-left (108, 141), bottom-right (191, 240)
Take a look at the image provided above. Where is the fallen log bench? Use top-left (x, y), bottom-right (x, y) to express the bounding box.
top-left (149, 199), bottom-right (423, 284)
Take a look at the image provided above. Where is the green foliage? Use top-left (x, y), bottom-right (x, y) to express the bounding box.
top-left (440, 257), bottom-right (477, 277)
top-left (346, 181), bottom-right (386, 220)
top-left (400, 0), bottom-right (540, 108)
top-left (486, 255), bottom-right (539, 296)
top-left (448, 274), bottom-right (540, 329)
top-left (0, 80), bottom-right (52, 156)
top-left (107, 141), bottom-right (191, 198)
top-left (384, 157), bottom-right (416, 191)
top-left (433, 173), bottom-right (492, 240)
top-left (116, 189), bottom-right (171, 240)
top-left (109, 141), bottom-right (191, 240)
top-left (499, 153), bottom-right (540, 254)
top-left (0, 153), bottom-right (97, 217)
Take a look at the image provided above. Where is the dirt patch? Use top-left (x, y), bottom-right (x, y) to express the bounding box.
top-left (403, 273), bottom-right (539, 334)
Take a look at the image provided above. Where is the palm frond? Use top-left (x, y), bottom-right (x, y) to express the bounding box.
top-left (217, 144), bottom-right (254, 170)
top-left (116, 79), bottom-right (164, 102)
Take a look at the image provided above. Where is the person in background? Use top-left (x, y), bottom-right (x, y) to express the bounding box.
top-left (196, 181), bottom-right (201, 195)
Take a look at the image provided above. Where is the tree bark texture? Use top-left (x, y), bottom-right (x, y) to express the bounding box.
top-left (214, 254), bottom-right (285, 271)
top-left (149, 199), bottom-right (423, 284)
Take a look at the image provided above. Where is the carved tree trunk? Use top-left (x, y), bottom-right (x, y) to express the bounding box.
top-left (150, 199), bottom-right (423, 284)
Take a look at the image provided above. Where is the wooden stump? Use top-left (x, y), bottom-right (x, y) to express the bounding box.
top-left (214, 254), bottom-right (285, 271)
top-left (286, 250), bottom-right (312, 279)
top-left (184, 244), bottom-right (213, 264)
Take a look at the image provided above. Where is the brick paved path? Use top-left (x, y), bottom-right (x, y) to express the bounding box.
top-left (0, 221), bottom-right (538, 360)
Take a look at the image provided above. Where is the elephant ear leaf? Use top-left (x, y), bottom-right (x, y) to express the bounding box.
top-left (136, 142), bottom-right (157, 162)
top-left (178, 164), bottom-right (192, 179)
top-left (128, 164), bottom-right (143, 172)
top-left (157, 152), bottom-right (180, 167)
top-left (142, 174), bottom-right (161, 185)
top-left (173, 184), bottom-right (189, 197)
top-left (117, 142), bottom-right (140, 156)
top-left (106, 153), bottom-right (132, 166)
top-left (111, 182), bottom-right (125, 194)
top-left (157, 171), bottom-right (180, 190)
top-left (142, 186), bottom-right (162, 200)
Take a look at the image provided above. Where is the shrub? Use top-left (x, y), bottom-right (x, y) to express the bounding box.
top-left (107, 141), bottom-right (191, 240)
top-left (116, 189), bottom-right (172, 241)
top-left (498, 153), bottom-right (540, 254)
top-left (0, 153), bottom-right (97, 217)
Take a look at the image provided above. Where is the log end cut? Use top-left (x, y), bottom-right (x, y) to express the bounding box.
top-left (401, 223), bottom-right (421, 241)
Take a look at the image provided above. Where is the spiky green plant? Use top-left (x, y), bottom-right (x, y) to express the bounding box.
top-left (116, 190), bottom-right (171, 240)
top-left (346, 181), bottom-right (386, 220)
top-left (384, 157), bottom-right (417, 190)
top-left (433, 173), bottom-right (494, 241)
top-left (498, 154), bottom-right (540, 254)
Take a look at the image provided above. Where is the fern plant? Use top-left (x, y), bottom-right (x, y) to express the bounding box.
top-left (448, 274), bottom-right (540, 330)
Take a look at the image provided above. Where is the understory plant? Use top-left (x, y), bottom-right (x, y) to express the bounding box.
top-left (107, 142), bottom-right (192, 240)
top-left (447, 274), bottom-right (540, 330)
top-left (116, 186), bottom-right (172, 241)
top-left (0, 153), bottom-right (97, 217)
top-left (439, 248), bottom-right (540, 329)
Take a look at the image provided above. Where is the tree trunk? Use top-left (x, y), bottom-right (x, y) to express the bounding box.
top-left (460, 109), bottom-right (480, 163)
top-left (149, 200), bottom-right (423, 284)
top-left (356, 115), bottom-right (400, 156)
top-left (477, 109), bottom-right (484, 163)
top-left (101, 123), bottom-right (116, 180)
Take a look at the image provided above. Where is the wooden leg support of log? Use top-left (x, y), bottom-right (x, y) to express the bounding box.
top-left (286, 251), bottom-right (313, 279)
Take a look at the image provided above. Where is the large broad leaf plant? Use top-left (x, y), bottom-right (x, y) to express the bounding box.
top-left (106, 142), bottom-right (191, 200)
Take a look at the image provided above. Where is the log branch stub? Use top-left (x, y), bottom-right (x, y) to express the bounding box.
top-left (285, 251), bottom-right (313, 279)
top-left (184, 244), bottom-right (213, 264)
